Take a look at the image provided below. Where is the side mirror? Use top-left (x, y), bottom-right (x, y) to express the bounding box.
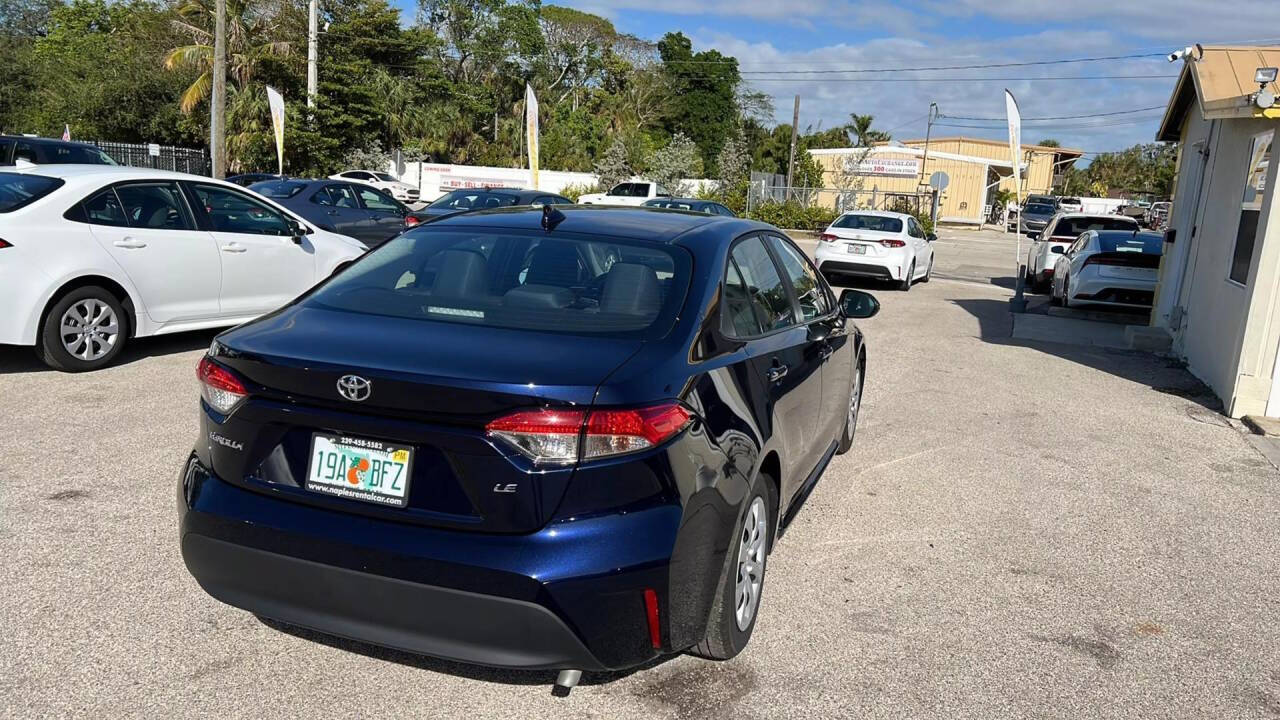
top-left (287, 218), bottom-right (307, 244)
top-left (926, 232), bottom-right (937, 242)
top-left (1026, 231), bottom-right (1040, 241)
top-left (839, 289), bottom-right (880, 319)
top-left (1050, 245), bottom-right (1065, 255)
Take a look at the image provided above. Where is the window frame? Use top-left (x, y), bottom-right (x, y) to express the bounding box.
top-left (1228, 128), bottom-right (1273, 287)
top-left (354, 185), bottom-right (403, 213)
top-left (762, 232), bottom-right (837, 324)
top-left (112, 180), bottom-right (198, 231)
top-left (718, 232), bottom-right (801, 341)
top-left (184, 181), bottom-right (302, 236)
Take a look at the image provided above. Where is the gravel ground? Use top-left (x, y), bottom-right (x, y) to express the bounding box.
top-left (3, 229), bottom-right (1279, 719)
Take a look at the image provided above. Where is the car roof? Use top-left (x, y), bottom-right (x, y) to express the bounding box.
top-left (646, 197), bottom-right (709, 203)
top-left (1057, 212), bottom-right (1137, 220)
top-left (3, 164), bottom-right (203, 183)
top-left (837, 210), bottom-right (912, 219)
top-left (422, 204), bottom-right (764, 243)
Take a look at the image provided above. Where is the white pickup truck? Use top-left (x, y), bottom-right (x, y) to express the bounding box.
top-left (577, 181), bottom-right (670, 206)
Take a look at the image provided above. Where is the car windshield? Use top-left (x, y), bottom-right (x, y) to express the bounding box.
top-left (252, 181), bottom-right (307, 198)
top-left (428, 190), bottom-right (519, 210)
top-left (373, 172), bottom-right (397, 182)
top-left (608, 183), bottom-right (650, 197)
top-left (645, 200), bottom-right (697, 210)
top-left (1024, 204), bottom-right (1056, 214)
top-left (0, 172), bottom-right (64, 212)
top-left (1053, 216), bottom-right (1136, 237)
top-left (832, 214), bottom-right (903, 233)
top-left (306, 229), bottom-right (690, 339)
top-left (1097, 232), bottom-right (1163, 255)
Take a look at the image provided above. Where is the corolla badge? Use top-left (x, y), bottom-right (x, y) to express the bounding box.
top-left (336, 374), bottom-right (372, 402)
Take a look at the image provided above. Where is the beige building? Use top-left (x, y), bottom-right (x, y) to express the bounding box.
top-left (809, 137), bottom-right (1082, 224)
top-left (1153, 45), bottom-right (1280, 418)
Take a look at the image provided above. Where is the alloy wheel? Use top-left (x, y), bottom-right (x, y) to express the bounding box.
top-left (734, 496), bottom-right (768, 631)
top-left (60, 299), bottom-right (119, 361)
top-left (848, 365), bottom-right (863, 434)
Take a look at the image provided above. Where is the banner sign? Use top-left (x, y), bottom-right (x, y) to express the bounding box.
top-left (525, 83), bottom-right (540, 189)
top-left (266, 86), bottom-right (286, 176)
top-left (854, 157), bottom-right (920, 177)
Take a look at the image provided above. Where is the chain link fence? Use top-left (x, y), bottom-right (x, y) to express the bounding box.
top-left (93, 141), bottom-right (210, 176)
top-left (747, 183), bottom-right (936, 217)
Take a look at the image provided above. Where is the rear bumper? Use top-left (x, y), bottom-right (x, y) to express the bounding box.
top-left (815, 256), bottom-right (901, 281)
top-left (182, 533), bottom-right (603, 670)
top-left (177, 454), bottom-right (692, 671)
top-left (1069, 273), bottom-right (1156, 308)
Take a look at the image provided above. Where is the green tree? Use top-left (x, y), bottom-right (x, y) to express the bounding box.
top-left (657, 31), bottom-right (740, 173)
top-left (848, 113), bottom-right (889, 146)
top-left (163, 0), bottom-right (292, 114)
top-left (593, 135), bottom-right (631, 189)
top-left (644, 131), bottom-right (699, 195)
top-left (1037, 138), bottom-right (1061, 148)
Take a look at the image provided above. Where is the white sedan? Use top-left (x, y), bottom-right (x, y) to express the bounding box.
top-left (329, 170), bottom-right (420, 204)
top-left (0, 165), bottom-right (367, 371)
top-left (1051, 229), bottom-right (1163, 309)
top-left (814, 210), bottom-right (935, 291)
top-left (1024, 212), bottom-right (1138, 291)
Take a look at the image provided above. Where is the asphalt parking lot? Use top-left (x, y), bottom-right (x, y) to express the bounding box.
top-left (4, 227), bottom-right (1280, 719)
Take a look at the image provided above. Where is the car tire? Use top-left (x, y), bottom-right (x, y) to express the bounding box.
top-left (898, 261), bottom-right (914, 291)
top-left (689, 471), bottom-right (775, 662)
top-left (836, 357), bottom-right (864, 455)
top-left (920, 255), bottom-right (933, 283)
top-left (37, 286), bottom-right (129, 372)
top-left (1062, 278), bottom-right (1071, 309)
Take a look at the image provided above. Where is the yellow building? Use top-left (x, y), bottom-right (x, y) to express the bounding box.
top-left (809, 137), bottom-right (1083, 224)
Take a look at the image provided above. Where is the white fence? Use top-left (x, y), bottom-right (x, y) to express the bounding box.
top-left (389, 160), bottom-right (715, 202)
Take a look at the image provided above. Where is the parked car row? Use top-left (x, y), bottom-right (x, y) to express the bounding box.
top-left (1018, 210), bottom-right (1164, 311)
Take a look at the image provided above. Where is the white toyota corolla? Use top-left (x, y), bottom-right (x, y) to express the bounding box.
top-left (814, 210), bottom-right (935, 291)
top-left (0, 165), bottom-right (367, 371)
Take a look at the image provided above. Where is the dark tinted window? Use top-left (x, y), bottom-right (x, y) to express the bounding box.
top-left (307, 230), bottom-right (689, 339)
top-left (768, 235), bottom-right (831, 321)
top-left (645, 199), bottom-right (697, 211)
top-left (253, 181), bottom-right (306, 198)
top-left (608, 183), bottom-right (650, 197)
top-left (1096, 231), bottom-right (1163, 255)
top-left (192, 183), bottom-right (290, 235)
top-left (80, 187), bottom-right (128, 226)
top-left (312, 184), bottom-right (359, 208)
top-left (1051, 216), bottom-right (1136, 237)
top-left (0, 172), bottom-right (64, 213)
top-left (116, 182), bottom-right (192, 230)
top-left (0, 138), bottom-right (12, 162)
top-left (428, 190), bottom-right (519, 210)
top-left (15, 140), bottom-right (115, 165)
top-left (723, 258), bottom-right (763, 337)
top-left (832, 214), bottom-right (903, 233)
top-left (356, 186), bottom-right (400, 212)
top-left (729, 236), bottom-right (794, 332)
top-left (1024, 203), bottom-right (1056, 214)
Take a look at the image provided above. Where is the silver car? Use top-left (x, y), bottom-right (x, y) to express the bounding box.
top-left (1050, 229), bottom-right (1163, 309)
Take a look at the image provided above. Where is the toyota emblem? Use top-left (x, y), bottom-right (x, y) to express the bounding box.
top-left (336, 374), bottom-right (371, 402)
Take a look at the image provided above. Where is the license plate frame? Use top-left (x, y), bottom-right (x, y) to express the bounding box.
top-left (847, 244), bottom-right (867, 255)
top-left (305, 432), bottom-right (413, 508)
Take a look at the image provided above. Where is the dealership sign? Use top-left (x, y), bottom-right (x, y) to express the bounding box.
top-left (855, 157), bottom-right (920, 177)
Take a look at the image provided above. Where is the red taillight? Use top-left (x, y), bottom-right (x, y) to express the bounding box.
top-left (485, 402), bottom-right (692, 465)
top-left (404, 215), bottom-right (420, 227)
top-left (197, 355), bottom-right (248, 414)
top-left (878, 239), bottom-right (906, 248)
top-left (643, 588), bottom-right (662, 649)
top-left (0, 238), bottom-right (11, 249)
top-left (819, 233), bottom-right (838, 243)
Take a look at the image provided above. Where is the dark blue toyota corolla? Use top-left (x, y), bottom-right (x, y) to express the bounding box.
top-left (178, 205), bottom-right (878, 691)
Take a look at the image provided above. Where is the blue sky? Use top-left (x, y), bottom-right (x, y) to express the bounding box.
top-left (543, 0), bottom-right (1280, 157)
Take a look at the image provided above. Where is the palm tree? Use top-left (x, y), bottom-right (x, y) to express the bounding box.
top-left (848, 113), bottom-right (891, 147)
top-left (163, 0), bottom-right (291, 114)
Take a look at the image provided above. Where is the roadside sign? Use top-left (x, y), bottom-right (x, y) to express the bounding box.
top-left (147, 143), bottom-right (160, 157)
top-left (929, 171), bottom-right (950, 191)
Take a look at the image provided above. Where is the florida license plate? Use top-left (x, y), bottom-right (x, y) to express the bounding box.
top-left (306, 433), bottom-right (413, 507)
top-left (847, 244), bottom-right (867, 255)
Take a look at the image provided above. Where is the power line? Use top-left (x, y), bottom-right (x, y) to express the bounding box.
top-left (941, 105), bottom-right (1167, 122)
top-left (727, 52), bottom-right (1168, 74)
top-left (735, 75), bottom-right (1177, 83)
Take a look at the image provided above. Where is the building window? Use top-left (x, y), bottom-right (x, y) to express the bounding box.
top-left (1230, 130), bottom-right (1273, 285)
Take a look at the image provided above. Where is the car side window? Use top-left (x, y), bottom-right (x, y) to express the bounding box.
top-left (767, 234), bottom-right (832, 321)
top-left (14, 142), bottom-right (37, 164)
top-left (191, 183), bottom-right (291, 235)
top-left (722, 258), bottom-right (764, 337)
top-left (356, 186), bottom-right (399, 212)
top-left (0, 138), bottom-right (12, 163)
top-left (115, 182), bottom-right (193, 230)
top-left (79, 187), bottom-right (129, 227)
top-left (729, 236), bottom-right (795, 333)
top-left (347, 171), bottom-right (371, 181)
top-left (310, 187), bottom-right (335, 206)
top-left (330, 184), bottom-right (360, 208)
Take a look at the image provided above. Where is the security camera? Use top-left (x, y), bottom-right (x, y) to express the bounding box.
top-left (1168, 44), bottom-right (1203, 62)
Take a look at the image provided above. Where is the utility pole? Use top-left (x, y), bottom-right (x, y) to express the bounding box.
top-left (785, 94), bottom-right (800, 201)
top-left (918, 102), bottom-right (938, 187)
top-left (210, 0), bottom-right (227, 178)
top-left (306, 0), bottom-right (317, 109)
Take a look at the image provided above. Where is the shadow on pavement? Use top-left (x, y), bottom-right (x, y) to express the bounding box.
top-left (257, 616), bottom-right (678, 691)
top-left (0, 329), bottom-right (219, 375)
top-left (951, 297), bottom-right (1224, 415)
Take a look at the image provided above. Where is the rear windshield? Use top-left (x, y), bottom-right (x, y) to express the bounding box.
top-left (252, 181), bottom-right (306, 198)
top-left (832, 214), bottom-right (902, 233)
top-left (0, 172), bottom-right (64, 212)
top-left (1052, 216), bottom-right (1136, 237)
top-left (1024, 203), bottom-right (1056, 214)
top-left (1097, 232), bottom-right (1163, 255)
top-left (645, 200), bottom-right (698, 211)
top-left (429, 190), bottom-right (518, 211)
top-left (307, 228), bottom-right (690, 339)
top-left (373, 172), bottom-right (397, 182)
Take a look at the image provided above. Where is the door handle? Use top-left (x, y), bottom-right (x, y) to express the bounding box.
top-left (326, 209), bottom-right (340, 216)
top-left (113, 238), bottom-right (147, 249)
top-left (220, 244), bottom-right (247, 253)
top-left (765, 364), bottom-right (789, 383)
